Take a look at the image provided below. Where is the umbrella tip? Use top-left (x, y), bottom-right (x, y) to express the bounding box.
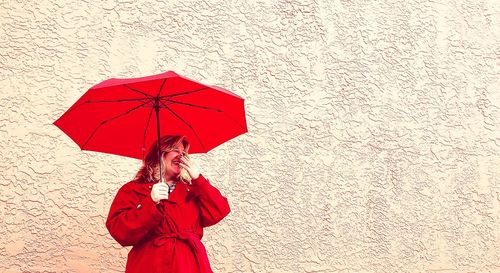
top-left (165, 71), bottom-right (181, 77)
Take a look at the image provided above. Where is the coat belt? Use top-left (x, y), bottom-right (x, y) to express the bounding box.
top-left (153, 230), bottom-right (212, 273)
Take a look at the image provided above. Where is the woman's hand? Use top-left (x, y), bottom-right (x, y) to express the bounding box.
top-left (151, 182), bottom-right (169, 203)
top-left (179, 156), bottom-right (200, 180)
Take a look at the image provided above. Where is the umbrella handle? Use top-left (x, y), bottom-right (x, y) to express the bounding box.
top-left (155, 104), bottom-right (163, 183)
top-left (159, 153), bottom-right (163, 183)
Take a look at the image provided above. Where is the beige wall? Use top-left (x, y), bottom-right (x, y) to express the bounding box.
top-left (1, 0), bottom-right (499, 272)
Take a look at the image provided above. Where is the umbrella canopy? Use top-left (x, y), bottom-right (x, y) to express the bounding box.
top-left (54, 71), bottom-right (247, 159)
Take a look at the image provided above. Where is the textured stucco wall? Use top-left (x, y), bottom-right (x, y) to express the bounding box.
top-left (1, 0), bottom-right (499, 272)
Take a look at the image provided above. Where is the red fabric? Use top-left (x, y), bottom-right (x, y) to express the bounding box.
top-left (106, 175), bottom-right (230, 273)
top-left (53, 71), bottom-right (247, 159)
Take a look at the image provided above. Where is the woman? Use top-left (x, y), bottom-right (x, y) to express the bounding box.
top-left (106, 135), bottom-right (230, 273)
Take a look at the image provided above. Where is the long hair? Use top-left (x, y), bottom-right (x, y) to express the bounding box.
top-left (135, 135), bottom-right (191, 183)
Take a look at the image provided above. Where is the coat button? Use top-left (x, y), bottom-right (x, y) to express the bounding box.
top-left (137, 204), bottom-right (142, 209)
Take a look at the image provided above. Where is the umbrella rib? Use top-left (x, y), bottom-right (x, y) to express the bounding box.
top-left (141, 104), bottom-right (155, 159)
top-left (160, 98), bottom-right (223, 112)
top-left (59, 97), bottom-right (151, 117)
top-left (156, 78), bottom-right (167, 97)
top-left (217, 110), bottom-right (249, 132)
top-left (81, 100), bottom-right (151, 150)
top-left (85, 98), bottom-right (151, 103)
top-left (159, 87), bottom-right (210, 99)
top-left (159, 101), bottom-right (207, 151)
top-left (124, 84), bottom-right (155, 98)
top-left (162, 99), bottom-right (247, 133)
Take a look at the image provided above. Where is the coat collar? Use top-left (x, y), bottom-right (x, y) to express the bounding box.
top-left (131, 180), bottom-right (191, 204)
top-left (166, 181), bottom-right (190, 204)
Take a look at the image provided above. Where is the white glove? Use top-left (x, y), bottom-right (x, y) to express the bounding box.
top-left (151, 182), bottom-right (169, 204)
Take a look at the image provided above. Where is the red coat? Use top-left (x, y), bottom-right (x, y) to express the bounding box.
top-left (106, 175), bottom-right (230, 273)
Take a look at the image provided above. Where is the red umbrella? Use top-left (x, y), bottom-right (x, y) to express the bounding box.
top-left (54, 71), bottom-right (247, 176)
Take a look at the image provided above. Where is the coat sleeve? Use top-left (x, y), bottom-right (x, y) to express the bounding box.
top-left (106, 183), bottom-right (164, 247)
top-left (190, 174), bottom-right (231, 228)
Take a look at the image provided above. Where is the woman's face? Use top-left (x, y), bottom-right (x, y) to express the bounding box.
top-left (163, 144), bottom-right (187, 180)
